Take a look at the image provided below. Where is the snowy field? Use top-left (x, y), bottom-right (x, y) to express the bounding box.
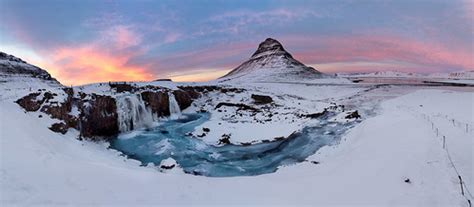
top-left (1, 82), bottom-right (472, 206)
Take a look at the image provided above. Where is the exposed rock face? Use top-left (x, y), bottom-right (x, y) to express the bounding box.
top-left (79, 94), bottom-right (119, 139)
top-left (141, 91), bottom-right (170, 117)
top-left (0, 51), bottom-right (60, 83)
top-left (15, 92), bottom-right (45, 111)
top-left (172, 90), bottom-right (200, 111)
top-left (251, 94), bottom-right (273, 104)
top-left (40, 88), bottom-right (78, 129)
top-left (219, 38), bottom-right (324, 82)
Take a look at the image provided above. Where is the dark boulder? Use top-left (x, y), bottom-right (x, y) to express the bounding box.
top-left (141, 91), bottom-right (170, 117)
top-left (218, 134), bottom-right (231, 145)
top-left (49, 122), bottom-right (69, 134)
top-left (251, 94), bottom-right (273, 104)
top-left (345, 110), bottom-right (361, 119)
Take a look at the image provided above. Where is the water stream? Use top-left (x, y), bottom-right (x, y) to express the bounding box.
top-left (110, 112), bottom-right (359, 177)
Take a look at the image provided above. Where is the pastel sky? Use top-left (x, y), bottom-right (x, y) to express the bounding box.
top-left (1, 0), bottom-right (473, 85)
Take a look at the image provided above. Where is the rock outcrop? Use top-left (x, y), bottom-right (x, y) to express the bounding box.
top-left (141, 91), bottom-right (170, 117)
top-left (79, 94), bottom-right (119, 139)
top-left (172, 89), bottom-right (201, 111)
top-left (251, 94), bottom-right (273, 104)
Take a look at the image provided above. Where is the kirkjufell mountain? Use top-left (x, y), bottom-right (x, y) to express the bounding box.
top-left (220, 38), bottom-right (326, 82)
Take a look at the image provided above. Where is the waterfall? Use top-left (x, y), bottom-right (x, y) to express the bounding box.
top-left (168, 93), bottom-right (181, 119)
top-left (116, 94), bottom-right (154, 132)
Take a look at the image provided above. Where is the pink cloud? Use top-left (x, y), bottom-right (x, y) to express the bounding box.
top-left (281, 35), bottom-right (473, 72)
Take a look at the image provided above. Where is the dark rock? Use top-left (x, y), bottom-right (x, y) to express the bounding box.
top-left (311, 161), bottom-right (320, 165)
top-left (109, 82), bottom-right (136, 93)
top-left (251, 94), bottom-right (273, 104)
top-left (172, 90), bottom-right (200, 110)
top-left (15, 93), bottom-right (44, 111)
top-left (274, 136), bottom-right (285, 141)
top-left (215, 102), bottom-right (259, 112)
top-left (240, 142), bottom-right (252, 146)
top-left (218, 134), bottom-right (231, 145)
top-left (79, 94), bottom-right (119, 139)
top-left (203, 127), bottom-right (210, 132)
top-left (141, 91), bottom-right (170, 117)
top-left (49, 122), bottom-right (68, 134)
top-left (160, 164), bottom-right (176, 170)
top-left (197, 133), bottom-right (206, 138)
top-left (404, 178), bottom-right (411, 183)
top-left (345, 110), bottom-right (361, 119)
top-left (304, 109), bottom-right (328, 119)
top-left (41, 90), bottom-right (78, 129)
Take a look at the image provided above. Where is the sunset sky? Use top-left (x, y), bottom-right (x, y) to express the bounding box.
top-left (1, 0), bottom-right (473, 85)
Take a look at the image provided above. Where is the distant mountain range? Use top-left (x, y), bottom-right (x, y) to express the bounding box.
top-left (336, 70), bottom-right (474, 79)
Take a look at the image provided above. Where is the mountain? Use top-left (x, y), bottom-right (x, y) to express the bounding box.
top-left (428, 70), bottom-right (474, 79)
top-left (336, 71), bottom-right (424, 78)
top-left (219, 38), bottom-right (327, 82)
top-left (0, 52), bottom-right (60, 83)
top-left (337, 70), bottom-right (474, 80)
top-left (0, 52), bottom-right (61, 100)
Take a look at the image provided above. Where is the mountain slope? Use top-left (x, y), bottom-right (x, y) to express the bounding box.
top-left (219, 38), bottom-right (328, 82)
top-left (0, 52), bottom-right (61, 100)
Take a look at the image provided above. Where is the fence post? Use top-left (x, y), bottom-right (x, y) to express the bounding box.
top-left (459, 176), bottom-right (464, 195)
top-left (443, 136), bottom-right (446, 149)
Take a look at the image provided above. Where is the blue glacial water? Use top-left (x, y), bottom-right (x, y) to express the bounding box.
top-left (110, 112), bottom-right (357, 177)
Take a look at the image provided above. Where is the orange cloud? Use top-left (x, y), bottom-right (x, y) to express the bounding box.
top-left (33, 25), bottom-right (155, 86)
top-left (37, 45), bottom-right (153, 86)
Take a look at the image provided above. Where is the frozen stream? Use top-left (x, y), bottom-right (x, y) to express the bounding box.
top-left (110, 112), bottom-right (359, 177)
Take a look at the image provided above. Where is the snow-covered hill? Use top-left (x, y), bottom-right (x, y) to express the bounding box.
top-left (219, 38), bottom-right (341, 83)
top-left (338, 70), bottom-right (474, 80)
top-left (337, 71), bottom-right (424, 78)
top-left (0, 52), bottom-right (62, 101)
top-left (428, 70), bottom-right (474, 79)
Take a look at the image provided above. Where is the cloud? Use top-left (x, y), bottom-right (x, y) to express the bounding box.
top-left (35, 24), bottom-right (154, 85)
top-left (282, 35), bottom-right (473, 72)
top-left (199, 8), bottom-right (321, 35)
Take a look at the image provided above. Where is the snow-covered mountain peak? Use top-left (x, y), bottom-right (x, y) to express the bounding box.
top-left (250, 38), bottom-right (292, 59)
top-left (220, 38), bottom-right (330, 83)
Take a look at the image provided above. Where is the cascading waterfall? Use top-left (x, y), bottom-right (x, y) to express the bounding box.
top-left (168, 93), bottom-right (182, 119)
top-left (116, 94), bottom-right (155, 132)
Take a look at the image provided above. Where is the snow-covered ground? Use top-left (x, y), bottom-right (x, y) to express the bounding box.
top-left (1, 83), bottom-right (472, 206)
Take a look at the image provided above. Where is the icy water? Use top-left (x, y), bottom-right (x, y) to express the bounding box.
top-left (110, 112), bottom-right (358, 177)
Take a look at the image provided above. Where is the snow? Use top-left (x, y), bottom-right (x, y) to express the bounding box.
top-left (1, 85), bottom-right (472, 205)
